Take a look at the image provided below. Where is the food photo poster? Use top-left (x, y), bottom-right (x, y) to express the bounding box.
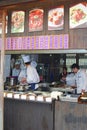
top-left (69, 2), bottom-right (87, 29)
top-left (29, 8), bottom-right (44, 32)
top-left (11, 11), bottom-right (25, 33)
top-left (48, 5), bottom-right (64, 30)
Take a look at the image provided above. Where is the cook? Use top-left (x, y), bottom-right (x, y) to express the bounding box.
top-left (71, 63), bottom-right (87, 94)
top-left (66, 72), bottom-right (76, 86)
top-left (58, 66), bottom-right (67, 83)
top-left (18, 55), bottom-right (40, 90)
top-left (12, 61), bottom-right (21, 77)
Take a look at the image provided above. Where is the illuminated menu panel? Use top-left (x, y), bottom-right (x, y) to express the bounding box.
top-left (0, 34), bottom-right (69, 50)
top-left (69, 2), bottom-right (87, 29)
top-left (44, 36), bottom-right (49, 49)
top-left (29, 9), bottom-right (44, 32)
top-left (11, 11), bottom-right (25, 33)
top-left (48, 5), bottom-right (64, 30)
top-left (35, 36), bottom-right (39, 49)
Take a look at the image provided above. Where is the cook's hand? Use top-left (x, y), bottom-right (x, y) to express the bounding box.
top-left (21, 77), bottom-right (27, 83)
top-left (62, 77), bottom-right (66, 81)
top-left (71, 86), bottom-right (77, 89)
top-left (81, 89), bottom-right (85, 94)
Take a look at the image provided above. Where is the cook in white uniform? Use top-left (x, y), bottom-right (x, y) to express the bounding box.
top-left (66, 72), bottom-right (76, 86)
top-left (18, 66), bottom-right (27, 84)
top-left (71, 63), bottom-right (87, 94)
top-left (12, 61), bottom-right (21, 77)
top-left (19, 55), bottom-right (40, 90)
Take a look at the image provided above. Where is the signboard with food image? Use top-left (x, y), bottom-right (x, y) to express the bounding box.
top-left (11, 11), bottom-right (25, 33)
top-left (48, 5), bottom-right (64, 30)
top-left (69, 2), bottom-right (87, 29)
top-left (29, 8), bottom-right (44, 32)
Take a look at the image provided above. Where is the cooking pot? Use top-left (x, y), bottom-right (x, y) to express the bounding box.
top-left (38, 82), bottom-right (50, 91)
top-left (39, 82), bottom-right (50, 87)
top-left (6, 76), bottom-right (18, 86)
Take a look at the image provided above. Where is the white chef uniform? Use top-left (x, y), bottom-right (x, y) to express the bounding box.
top-left (12, 61), bottom-right (21, 77)
top-left (22, 55), bottom-right (40, 89)
top-left (26, 65), bottom-right (40, 84)
top-left (66, 73), bottom-right (76, 86)
top-left (18, 67), bottom-right (27, 83)
top-left (75, 69), bottom-right (87, 94)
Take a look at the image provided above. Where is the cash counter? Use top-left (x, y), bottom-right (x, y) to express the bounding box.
top-left (4, 88), bottom-right (87, 130)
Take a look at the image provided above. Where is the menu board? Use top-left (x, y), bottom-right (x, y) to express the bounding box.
top-left (48, 6), bottom-right (64, 30)
top-left (39, 36), bottom-right (44, 49)
top-left (29, 8), bottom-right (44, 32)
top-left (0, 34), bottom-right (69, 50)
top-left (69, 2), bottom-right (87, 29)
top-left (6, 37), bottom-right (11, 50)
top-left (11, 11), bottom-right (25, 33)
top-left (35, 36), bottom-right (39, 49)
top-left (49, 35), bottom-right (54, 49)
top-left (22, 37), bottom-right (27, 50)
top-left (31, 36), bottom-right (35, 49)
top-left (44, 36), bottom-right (49, 49)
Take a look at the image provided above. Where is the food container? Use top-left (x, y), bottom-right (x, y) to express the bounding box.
top-left (6, 76), bottom-right (18, 86)
top-left (10, 76), bottom-right (18, 86)
top-left (13, 93), bottom-right (21, 99)
top-left (36, 95), bottom-right (44, 102)
top-left (78, 92), bottom-right (87, 104)
top-left (45, 96), bottom-right (52, 103)
top-left (28, 94), bottom-right (36, 101)
top-left (4, 92), bottom-right (7, 97)
top-left (20, 94), bottom-right (27, 100)
top-left (7, 92), bottom-right (13, 98)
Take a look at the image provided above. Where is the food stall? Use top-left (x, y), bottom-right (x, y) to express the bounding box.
top-left (0, 0), bottom-right (87, 130)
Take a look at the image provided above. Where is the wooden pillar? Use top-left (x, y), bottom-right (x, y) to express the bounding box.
top-left (0, 10), bottom-right (6, 130)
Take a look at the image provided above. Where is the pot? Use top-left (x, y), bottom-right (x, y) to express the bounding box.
top-left (39, 82), bottom-right (50, 87)
top-left (38, 82), bottom-right (50, 91)
top-left (6, 76), bottom-right (18, 86)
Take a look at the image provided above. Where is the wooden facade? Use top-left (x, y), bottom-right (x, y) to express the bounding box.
top-left (0, 0), bottom-right (86, 130)
top-left (0, 0), bottom-right (87, 52)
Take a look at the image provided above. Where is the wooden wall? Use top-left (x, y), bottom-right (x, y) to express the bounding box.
top-left (55, 101), bottom-right (87, 130)
top-left (1, 0), bottom-right (87, 50)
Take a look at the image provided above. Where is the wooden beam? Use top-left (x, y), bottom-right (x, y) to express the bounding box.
top-left (0, 10), bottom-right (6, 130)
top-left (0, 0), bottom-right (38, 7)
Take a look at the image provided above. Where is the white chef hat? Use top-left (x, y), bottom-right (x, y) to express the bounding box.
top-left (22, 55), bottom-right (31, 63)
top-left (15, 61), bottom-right (20, 65)
top-left (31, 61), bottom-right (37, 68)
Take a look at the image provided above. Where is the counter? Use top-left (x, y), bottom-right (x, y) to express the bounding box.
top-left (4, 87), bottom-right (87, 130)
top-left (4, 98), bottom-right (54, 130)
top-left (4, 93), bottom-right (87, 130)
top-left (55, 101), bottom-right (87, 130)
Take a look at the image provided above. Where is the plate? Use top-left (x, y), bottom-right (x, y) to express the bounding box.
top-left (48, 8), bottom-right (64, 29)
top-left (48, 21), bottom-right (63, 28)
top-left (80, 97), bottom-right (87, 100)
top-left (70, 3), bottom-right (87, 28)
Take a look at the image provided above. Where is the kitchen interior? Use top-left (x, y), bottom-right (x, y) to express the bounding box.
top-left (4, 52), bottom-right (87, 130)
top-left (4, 53), bottom-right (87, 81)
top-left (4, 53), bottom-right (87, 92)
